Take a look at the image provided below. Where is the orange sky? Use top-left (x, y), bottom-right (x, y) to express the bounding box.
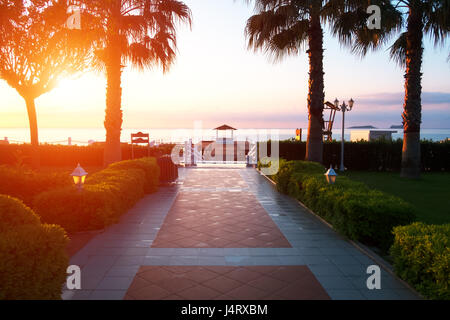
top-left (0, 0), bottom-right (449, 129)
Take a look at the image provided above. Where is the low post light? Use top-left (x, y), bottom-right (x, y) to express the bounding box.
top-left (71, 163), bottom-right (88, 191)
top-left (324, 165), bottom-right (338, 185)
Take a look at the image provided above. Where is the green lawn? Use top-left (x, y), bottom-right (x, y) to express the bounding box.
top-left (344, 171), bottom-right (450, 225)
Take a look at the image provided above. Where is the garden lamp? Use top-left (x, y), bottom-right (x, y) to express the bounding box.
top-left (324, 166), bottom-right (338, 185)
top-left (348, 98), bottom-right (354, 110)
top-left (334, 98), bottom-right (339, 109)
top-left (71, 163), bottom-right (88, 190)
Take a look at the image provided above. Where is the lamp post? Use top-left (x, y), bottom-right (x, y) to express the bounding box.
top-left (334, 98), bottom-right (355, 172)
top-left (324, 165), bottom-right (338, 185)
top-left (71, 163), bottom-right (88, 191)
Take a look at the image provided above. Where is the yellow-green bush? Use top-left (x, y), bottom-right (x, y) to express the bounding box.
top-left (272, 159), bottom-right (325, 194)
top-left (274, 160), bottom-right (415, 250)
top-left (0, 165), bottom-right (71, 206)
top-left (391, 223), bottom-right (450, 300)
top-left (0, 195), bottom-right (68, 300)
top-left (33, 158), bottom-right (159, 233)
top-left (105, 157), bottom-right (159, 193)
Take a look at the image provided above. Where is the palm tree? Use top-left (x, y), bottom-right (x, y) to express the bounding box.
top-left (332, 0), bottom-right (449, 178)
top-left (244, 0), bottom-right (352, 163)
top-left (84, 0), bottom-right (192, 166)
top-left (0, 1), bottom-right (92, 168)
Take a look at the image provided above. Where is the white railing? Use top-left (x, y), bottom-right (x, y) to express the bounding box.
top-left (247, 141), bottom-right (258, 165)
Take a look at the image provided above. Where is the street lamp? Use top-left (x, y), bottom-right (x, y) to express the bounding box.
top-left (334, 98), bottom-right (355, 171)
top-left (324, 165), bottom-right (338, 185)
top-left (71, 163), bottom-right (88, 191)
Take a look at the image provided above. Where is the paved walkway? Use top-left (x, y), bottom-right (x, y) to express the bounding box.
top-left (62, 168), bottom-right (420, 300)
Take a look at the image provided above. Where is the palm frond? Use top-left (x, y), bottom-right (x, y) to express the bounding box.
top-left (245, 1), bottom-right (312, 62)
top-left (389, 31), bottom-right (407, 67)
top-left (85, 0), bottom-right (192, 73)
top-left (423, 0), bottom-right (450, 47)
top-left (267, 19), bottom-right (309, 61)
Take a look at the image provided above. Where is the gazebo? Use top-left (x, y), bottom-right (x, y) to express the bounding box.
top-left (214, 124), bottom-right (237, 141)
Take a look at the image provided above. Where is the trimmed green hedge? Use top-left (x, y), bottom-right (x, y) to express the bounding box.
top-left (0, 165), bottom-right (71, 206)
top-left (106, 157), bottom-right (159, 193)
top-left (391, 223), bottom-right (450, 300)
top-left (272, 160), bottom-right (415, 250)
top-left (262, 139), bottom-right (450, 172)
top-left (0, 143), bottom-right (175, 167)
top-left (33, 158), bottom-right (160, 233)
top-left (0, 195), bottom-right (68, 300)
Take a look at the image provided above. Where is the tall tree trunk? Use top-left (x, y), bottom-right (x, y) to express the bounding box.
top-left (103, 39), bottom-right (123, 166)
top-left (24, 96), bottom-right (40, 169)
top-left (305, 13), bottom-right (325, 163)
top-left (401, 5), bottom-right (423, 179)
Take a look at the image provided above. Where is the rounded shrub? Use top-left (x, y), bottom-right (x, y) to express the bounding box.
top-left (33, 185), bottom-right (117, 233)
top-left (391, 222), bottom-right (450, 300)
top-left (0, 195), bottom-right (68, 300)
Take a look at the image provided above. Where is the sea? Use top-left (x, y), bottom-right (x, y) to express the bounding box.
top-left (0, 128), bottom-right (449, 145)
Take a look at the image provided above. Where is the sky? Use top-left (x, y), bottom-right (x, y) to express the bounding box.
top-left (0, 0), bottom-right (449, 130)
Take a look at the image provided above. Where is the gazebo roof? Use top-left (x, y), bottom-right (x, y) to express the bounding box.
top-left (214, 124), bottom-right (237, 131)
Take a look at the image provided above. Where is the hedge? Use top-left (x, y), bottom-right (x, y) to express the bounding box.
top-left (262, 139), bottom-right (450, 172)
top-left (391, 223), bottom-right (450, 300)
top-left (0, 165), bottom-right (71, 206)
top-left (0, 195), bottom-right (68, 300)
top-left (270, 160), bottom-right (415, 250)
top-left (0, 143), bottom-right (175, 168)
top-left (33, 158), bottom-right (160, 233)
top-left (101, 157), bottom-right (160, 193)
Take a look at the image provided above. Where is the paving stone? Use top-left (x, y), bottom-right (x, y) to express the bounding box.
top-left (106, 266), bottom-right (140, 277)
top-left (197, 256), bottom-right (227, 266)
top-left (327, 289), bottom-right (366, 300)
top-left (63, 168), bottom-right (419, 300)
top-left (308, 265), bottom-right (344, 276)
top-left (225, 256), bottom-right (255, 266)
top-left (96, 277), bottom-right (134, 290)
top-left (143, 256), bottom-right (171, 265)
top-left (329, 255), bottom-right (362, 265)
top-left (89, 290), bottom-right (127, 300)
top-left (169, 256), bottom-right (199, 266)
top-left (315, 276), bottom-right (356, 290)
top-left (62, 290), bottom-right (93, 300)
top-left (114, 256), bottom-right (145, 266)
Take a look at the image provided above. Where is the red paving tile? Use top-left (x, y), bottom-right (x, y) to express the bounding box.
top-left (125, 266), bottom-right (330, 300)
top-left (124, 171), bottom-right (328, 300)
top-left (151, 190), bottom-right (290, 248)
top-left (178, 284), bottom-right (222, 300)
top-left (151, 169), bottom-right (291, 248)
top-left (202, 276), bottom-right (243, 294)
top-left (182, 169), bottom-right (248, 188)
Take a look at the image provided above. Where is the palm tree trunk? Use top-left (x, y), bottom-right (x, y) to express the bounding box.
top-left (103, 41), bottom-right (123, 166)
top-left (305, 14), bottom-right (325, 163)
top-left (401, 5), bottom-right (423, 179)
top-left (24, 96), bottom-right (40, 169)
